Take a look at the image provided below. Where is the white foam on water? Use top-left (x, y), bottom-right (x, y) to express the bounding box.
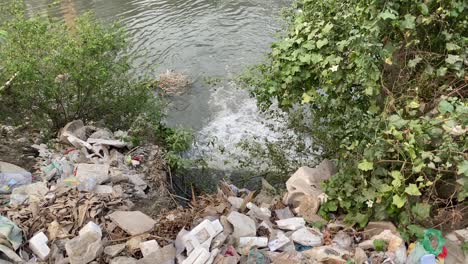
top-left (188, 81), bottom-right (286, 169)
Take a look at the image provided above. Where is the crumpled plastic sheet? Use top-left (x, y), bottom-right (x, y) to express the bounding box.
top-left (0, 216), bottom-right (23, 250)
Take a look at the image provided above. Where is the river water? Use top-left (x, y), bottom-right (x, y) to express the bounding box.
top-left (25, 0), bottom-right (290, 168)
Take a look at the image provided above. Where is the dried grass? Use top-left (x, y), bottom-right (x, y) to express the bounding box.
top-left (158, 70), bottom-right (191, 96)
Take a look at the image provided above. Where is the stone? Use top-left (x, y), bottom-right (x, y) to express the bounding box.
top-left (268, 231), bottom-right (290, 252)
top-left (444, 239), bottom-right (466, 264)
top-left (353, 248), bottom-right (367, 264)
top-left (175, 229), bottom-right (189, 255)
top-left (89, 129), bottom-right (113, 140)
top-left (10, 182), bottom-right (48, 205)
top-left (210, 233), bottom-right (227, 250)
top-left (297, 195), bottom-right (321, 218)
top-left (110, 257), bottom-right (138, 264)
top-left (75, 163), bottom-right (110, 192)
top-left (220, 216), bottom-right (233, 235)
top-left (104, 244), bottom-right (126, 257)
top-left (274, 207), bottom-right (294, 220)
top-left (332, 231), bottom-right (352, 249)
top-left (276, 217), bottom-right (305, 231)
top-left (269, 251), bottom-right (303, 264)
top-left (254, 178), bottom-right (281, 205)
top-left (359, 230), bottom-right (403, 252)
top-left (291, 228), bottom-right (322, 246)
top-left (86, 138), bottom-right (127, 148)
top-left (108, 211), bottom-right (156, 235)
top-left (140, 244), bottom-right (176, 264)
top-left (29, 232), bottom-right (50, 260)
top-left (181, 219), bottom-right (223, 254)
top-left (139, 240), bottom-right (160, 258)
top-left (127, 174), bottom-right (147, 189)
top-left (454, 228), bottom-right (468, 241)
top-left (284, 160), bottom-right (335, 207)
top-left (363, 221), bottom-right (398, 238)
top-left (126, 235), bottom-right (149, 252)
top-left (65, 221), bottom-right (103, 264)
top-left (246, 203), bottom-right (271, 221)
top-left (227, 212), bottom-right (256, 238)
top-left (59, 120), bottom-right (86, 144)
top-left (239, 237), bottom-right (268, 248)
top-left (303, 246), bottom-right (349, 264)
top-left (0, 244), bottom-right (23, 262)
top-left (227, 196), bottom-right (244, 209)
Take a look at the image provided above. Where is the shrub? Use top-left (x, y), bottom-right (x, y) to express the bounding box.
top-left (249, 0), bottom-right (467, 230)
top-left (0, 6), bottom-right (162, 131)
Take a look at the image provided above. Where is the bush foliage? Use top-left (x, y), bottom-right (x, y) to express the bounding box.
top-left (250, 0), bottom-right (467, 229)
top-left (0, 6), bottom-right (161, 131)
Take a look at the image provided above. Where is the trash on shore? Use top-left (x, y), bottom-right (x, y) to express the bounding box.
top-left (0, 121), bottom-right (466, 263)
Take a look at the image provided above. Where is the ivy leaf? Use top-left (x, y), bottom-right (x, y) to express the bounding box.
top-left (438, 100), bottom-right (454, 114)
top-left (401, 14), bottom-right (416, 29)
top-left (446, 55), bottom-right (462, 64)
top-left (388, 115), bottom-right (407, 129)
top-left (418, 3), bottom-right (429, 15)
top-left (457, 160), bottom-right (468, 176)
top-left (393, 195), bottom-right (407, 208)
top-left (405, 184), bottom-right (422, 196)
top-left (316, 39), bottom-right (329, 49)
top-left (411, 203), bottom-right (431, 220)
top-left (437, 67), bottom-right (447, 76)
top-left (322, 23), bottom-right (334, 34)
top-left (379, 11), bottom-right (397, 20)
top-left (302, 93), bottom-right (313, 104)
top-left (358, 160), bottom-right (374, 171)
top-left (408, 224), bottom-right (425, 239)
top-left (446, 43), bottom-right (460, 51)
top-left (408, 56), bottom-right (422, 68)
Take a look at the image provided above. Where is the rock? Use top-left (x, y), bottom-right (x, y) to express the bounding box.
top-left (254, 178), bottom-right (280, 205)
top-left (291, 227), bottom-right (322, 246)
top-left (59, 120), bottom-right (86, 144)
top-left (359, 229), bottom-right (403, 252)
top-left (139, 240), bottom-right (160, 258)
top-left (297, 195), bottom-right (321, 218)
top-left (104, 244), bottom-right (126, 257)
top-left (227, 212), bottom-right (256, 238)
top-left (353, 247), bottom-right (367, 264)
top-left (181, 219), bottom-right (223, 254)
top-left (210, 233), bottom-right (227, 250)
top-left (0, 161), bottom-right (32, 194)
top-left (363, 221), bottom-right (398, 238)
top-left (89, 129), bottom-right (113, 140)
top-left (227, 196), bottom-right (244, 209)
top-left (303, 245), bottom-right (349, 264)
top-left (444, 239), bottom-right (466, 264)
top-left (393, 243), bottom-right (407, 264)
top-left (93, 185), bottom-right (113, 194)
top-left (29, 232), bottom-right (50, 260)
top-left (108, 211), bottom-right (156, 235)
top-left (284, 160), bottom-right (335, 207)
top-left (332, 231), bottom-right (352, 249)
top-left (274, 208), bottom-right (294, 220)
top-left (126, 235), bottom-right (149, 253)
top-left (454, 228), bottom-right (468, 241)
top-left (239, 237), bottom-right (268, 248)
top-left (10, 182), bottom-right (48, 205)
top-left (86, 138), bottom-right (127, 148)
top-left (127, 174), bottom-right (147, 189)
top-left (65, 221), bottom-right (103, 264)
top-left (110, 257), bottom-right (138, 264)
top-left (140, 244), bottom-right (176, 264)
top-left (276, 217), bottom-right (305, 231)
top-left (269, 251), bottom-right (303, 264)
top-left (75, 163), bottom-right (110, 192)
top-left (175, 229), bottom-right (189, 255)
top-left (268, 230), bottom-right (290, 252)
top-left (220, 216), bottom-right (233, 235)
top-left (246, 203), bottom-right (271, 221)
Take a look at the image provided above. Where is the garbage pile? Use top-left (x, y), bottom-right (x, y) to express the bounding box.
top-left (0, 121), bottom-right (467, 264)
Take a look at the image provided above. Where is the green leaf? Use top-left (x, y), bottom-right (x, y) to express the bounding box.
top-left (379, 11), bottom-right (397, 20)
top-left (373, 239), bottom-right (387, 251)
top-left (411, 203), bottom-right (431, 220)
top-left (316, 39), bottom-right (329, 49)
top-left (439, 100), bottom-right (454, 114)
top-left (388, 115), bottom-right (408, 129)
top-left (393, 195), bottom-right (406, 208)
top-left (446, 43), bottom-right (460, 51)
top-left (437, 67), bottom-right (447, 76)
top-left (302, 93), bottom-right (313, 104)
top-left (408, 224), bottom-right (425, 239)
top-left (457, 160), bottom-right (468, 176)
top-left (358, 159), bottom-right (374, 171)
top-left (408, 56), bottom-right (422, 68)
top-left (322, 23), bottom-right (334, 34)
top-left (405, 184), bottom-right (422, 196)
top-left (446, 55), bottom-right (462, 64)
top-left (401, 14), bottom-right (416, 29)
top-left (418, 3), bottom-right (429, 15)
